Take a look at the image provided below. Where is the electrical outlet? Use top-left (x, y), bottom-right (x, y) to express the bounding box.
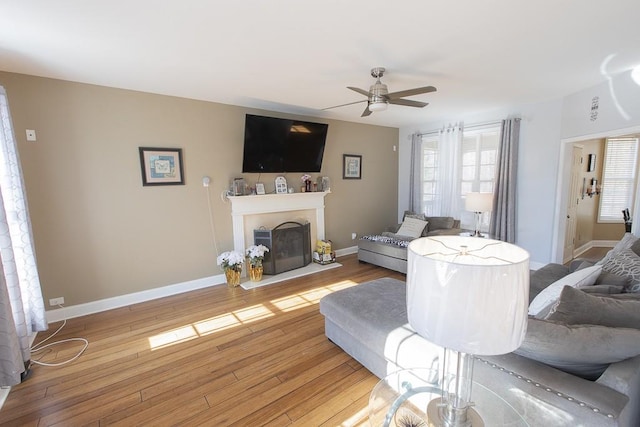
top-left (49, 297), bottom-right (64, 306)
top-left (26, 129), bottom-right (37, 141)
top-left (351, 232), bottom-right (357, 240)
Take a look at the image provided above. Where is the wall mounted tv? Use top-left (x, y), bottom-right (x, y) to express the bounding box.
top-left (242, 114), bottom-right (328, 173)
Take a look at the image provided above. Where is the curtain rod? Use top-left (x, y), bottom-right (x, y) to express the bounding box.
top-left (416, 119), bottom-right (515, 137)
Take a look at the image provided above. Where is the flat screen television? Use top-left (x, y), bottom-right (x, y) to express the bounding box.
top-left (242, 114), bottom-right (328, 173)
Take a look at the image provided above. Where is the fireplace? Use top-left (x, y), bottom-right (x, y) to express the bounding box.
top-left (254, 222), bottom-right (312, 275)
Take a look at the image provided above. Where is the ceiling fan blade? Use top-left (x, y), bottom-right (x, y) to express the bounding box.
top-left (388, 98), bottom-right (428, 108)
top-left (322, 99), bottom-right (367, 110)
top-left (361, 104), bottom-right (372, 117)
top-left (386, 86), bottom-right (437, 100)
top-left (348, 86), bottom-right (372, 97)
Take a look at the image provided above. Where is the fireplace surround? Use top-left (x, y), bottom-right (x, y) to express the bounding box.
top-left (228, 191), bottom-right (329, 262)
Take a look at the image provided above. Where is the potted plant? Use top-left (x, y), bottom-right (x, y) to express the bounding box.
top-left (246, 244), bottom-right (269, 282)
top-left (217, 250), bottom-right (244, 287)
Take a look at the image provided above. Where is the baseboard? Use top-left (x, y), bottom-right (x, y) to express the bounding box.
top-left (46, 274), bottom-right (226, 323)
top-left (45, 249), bottom-right (360, 323)
top-left (0, 387), bottom-right (8, 411)
top-left (529, 261), bottom-right (546, 271)
top-left (336, 245), bottom-right (358, 257)
top-left (573, 240), bottom-right (616, 259)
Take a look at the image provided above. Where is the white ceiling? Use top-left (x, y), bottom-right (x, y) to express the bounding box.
top-left (2, 1), bottom-right (640, 128)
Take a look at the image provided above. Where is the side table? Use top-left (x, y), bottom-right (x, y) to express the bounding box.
top-left (369, 369), bottom-right (528, 427)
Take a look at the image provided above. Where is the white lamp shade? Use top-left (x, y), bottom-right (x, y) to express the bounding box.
top-left (407, 236), bottom-right (529, 355)
top-left (465, 192), bottom-right (493, 212)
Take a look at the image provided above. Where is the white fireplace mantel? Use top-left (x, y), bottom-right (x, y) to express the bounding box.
top-left (228, 191), bottom-right (329, 255)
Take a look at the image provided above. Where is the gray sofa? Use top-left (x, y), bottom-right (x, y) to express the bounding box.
top-left (357, 216), bottom-right (462, 273)
top-left (320, 256), bottom-right (640, 426)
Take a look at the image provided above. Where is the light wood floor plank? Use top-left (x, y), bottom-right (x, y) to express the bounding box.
top-left (2, 255), bottom-right (404, 426)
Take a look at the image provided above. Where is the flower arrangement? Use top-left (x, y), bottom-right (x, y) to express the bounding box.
top-left (301, 174), bottom-right (311, 182)
top-left (246, 244), bottom-right (269, 267)
top-left (216, 250), bottom-right (244, 272)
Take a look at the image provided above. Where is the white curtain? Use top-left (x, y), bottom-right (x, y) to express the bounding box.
top-left (408, 133), bottom-right (423, 213)
top-left (433, 124), bottom-right (463, 216)
top-left (0, 86), bottom-right (47, 387)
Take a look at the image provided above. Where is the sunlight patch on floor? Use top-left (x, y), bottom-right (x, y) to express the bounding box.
top-left (147, 279), bottom-right (358, 350)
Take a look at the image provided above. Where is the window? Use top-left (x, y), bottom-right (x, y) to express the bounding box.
top-left (420, 136), bottom-right (439, 215)
top-left (418, 124), bottom-right (499, 228)
top-left (598, 137), bottom-right (639, 223)
top-left (460, 128), bottom-right (499, 195)
top-left (459, 126), bottom-right (500, 229)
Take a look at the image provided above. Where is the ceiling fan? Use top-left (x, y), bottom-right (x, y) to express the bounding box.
top-left (324, 67), bottom-right (437, 117)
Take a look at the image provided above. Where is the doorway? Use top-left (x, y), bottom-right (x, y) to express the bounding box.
top-left (553, 126), bottom-right (640, 263)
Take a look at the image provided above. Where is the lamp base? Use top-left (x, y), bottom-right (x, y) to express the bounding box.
top-left (427, 398), bottom-right (484, 427)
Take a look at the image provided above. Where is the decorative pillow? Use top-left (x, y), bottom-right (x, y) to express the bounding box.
top-left (545, 285), bottom-right (640, 328)
top-left (404, 213), bottom-right (429, 236)
top-left (597, 233), bottom-right (639, 266)
top-left (630, 237), bottom-right (640, 257)
top-left (426, 216), bottom-right (455, 231)
top-left (396, 217), bottom-right (428, 239)
top-left (580, 284), bottom-right (624, 294)
top-left (514, 318), bottom-right (640, 380)
top-left (595, 271), bottom-right (631, 288)
top-left (528, 265), bottom-right (602, 317)
top-left (599, 248), bottom-right (640, 283)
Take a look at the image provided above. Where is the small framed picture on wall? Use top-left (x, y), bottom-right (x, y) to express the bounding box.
top-left (343, 154), bottom-right (362, 179)
top-left (139, 147), bottom-right (185, 186)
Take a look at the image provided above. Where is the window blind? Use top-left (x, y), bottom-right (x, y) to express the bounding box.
top-left (598, 137), bottom-right (639, 222)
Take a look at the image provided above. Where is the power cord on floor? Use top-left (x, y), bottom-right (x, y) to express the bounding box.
top-left (30, 305), bottom-right (89, 367)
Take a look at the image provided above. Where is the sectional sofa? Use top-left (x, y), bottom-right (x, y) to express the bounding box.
top-left (321, 234), bottom-right (640, 426)
top-left (357, 215), bottom-right (462, 273)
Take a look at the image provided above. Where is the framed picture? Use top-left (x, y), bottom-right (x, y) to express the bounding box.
top-left (255, 182), bottom-right (265, 195)
top-left (343, 154), bottom-right (362, 179)
top-left (139, 147), bottom-right (185, 186)
top-left (587, 154), bottom-right (596, 172)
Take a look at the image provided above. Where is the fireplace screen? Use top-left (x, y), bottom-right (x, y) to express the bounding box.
top-left (254, 221), bottom-right (312, 275)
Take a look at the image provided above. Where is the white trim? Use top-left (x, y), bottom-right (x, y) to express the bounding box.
top-left (335, 245), bottom-right (358, 257)
top-left (44, 248), bottom-right (360, 323)
top-left (228, 191), bottom-right (329, 258)
top-left (0, 387), bottom-right (8, 411)
top-left (46, 274), bottom-right (226, 323)
top-left (529, 261), bottom-right (546, 271)
top-left (573, 240), bottom-right (616, 258)
top-left (553, 125), bottom-right (640, 263)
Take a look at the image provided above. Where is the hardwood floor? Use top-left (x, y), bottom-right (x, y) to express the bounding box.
top-left (1, 255), bottom-right (405, 426)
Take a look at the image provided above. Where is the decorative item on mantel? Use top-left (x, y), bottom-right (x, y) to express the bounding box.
top-left (246, 244), bottom-right (269, 282)
top-left (301, 174), bottom-right (312, 192)
top-left (217, 250), bottom-right (244, 287)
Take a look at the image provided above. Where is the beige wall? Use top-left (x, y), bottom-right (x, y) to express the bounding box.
top-left (0, 72), bottom-right (399, 306)
top-left (575, 138), bottom-right (628, 247)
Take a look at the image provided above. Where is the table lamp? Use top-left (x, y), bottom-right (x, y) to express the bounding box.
top-left (407, 236), bottom-right (529, 426)
top-left (465, 193), bottom-right (493, 237)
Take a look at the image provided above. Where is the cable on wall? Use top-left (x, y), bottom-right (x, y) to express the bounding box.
top-left (204, 180), bottom-right (220, 258)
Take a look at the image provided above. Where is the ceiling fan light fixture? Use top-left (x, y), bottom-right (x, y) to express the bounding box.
top-left (368, 101), bottom-right (388, 112)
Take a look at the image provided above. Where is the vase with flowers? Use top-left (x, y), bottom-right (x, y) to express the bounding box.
top-left (217, 250), bottom-right (244, 287)
top-left (246, 244), bottom-right (269, 282)
top-left (301, 174), bottom-right (312, 192)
